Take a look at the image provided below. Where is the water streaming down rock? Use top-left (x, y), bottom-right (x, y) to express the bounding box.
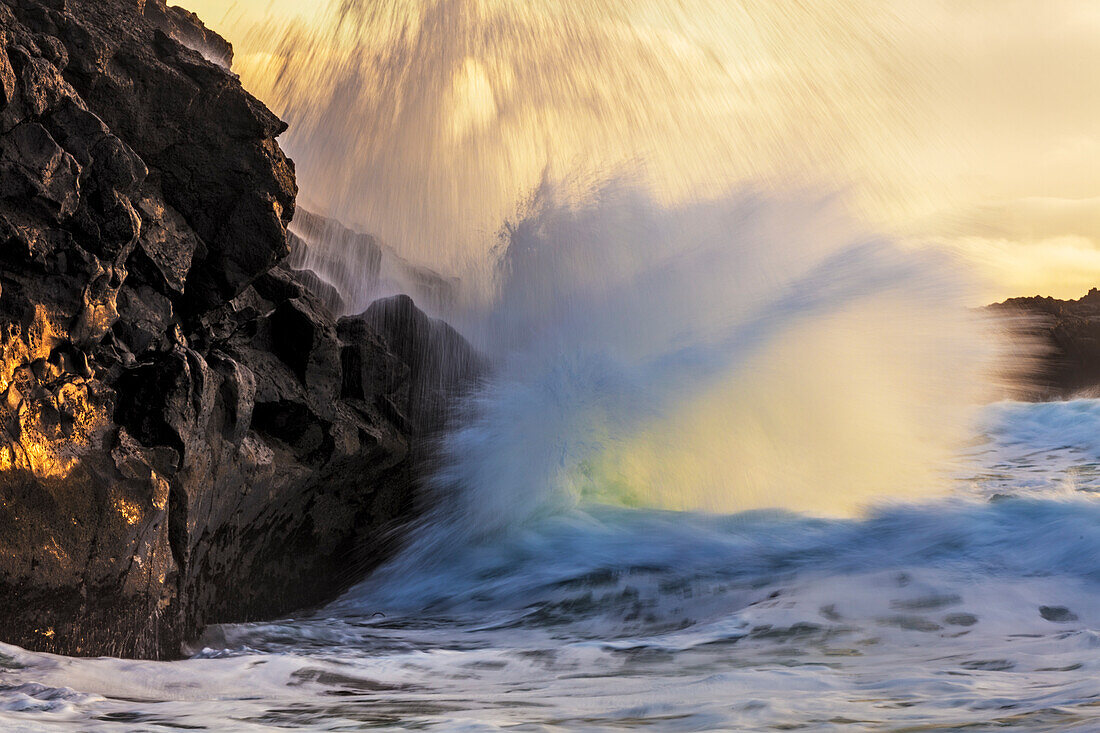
top-left (286, 208), bottom-right (461, 316)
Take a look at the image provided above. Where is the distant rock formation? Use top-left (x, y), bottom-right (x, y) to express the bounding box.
top-left (988, 289), bottom-right (1100, 400)
top-left (0, 0), bottom-right (481, 659)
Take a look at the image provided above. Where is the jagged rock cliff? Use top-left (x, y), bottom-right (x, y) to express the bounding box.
top-left (989, 288), bottom-right (1100, 400)
top-left (0, 0), bottom-right (480, 659)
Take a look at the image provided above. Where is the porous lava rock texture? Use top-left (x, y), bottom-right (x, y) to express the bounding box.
top-left (0, 0), bottom-right (479, 659)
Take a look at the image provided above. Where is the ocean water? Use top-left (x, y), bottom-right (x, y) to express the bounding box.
top-left (3, 398), bottom-right (1100, 731)
top-left (6, 1), bottom-right (1089, 729)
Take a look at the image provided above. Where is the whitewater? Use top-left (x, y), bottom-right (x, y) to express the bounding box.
top-left (4, 0), bottom-right (1100, 730)
top-left (2, 399), bottom-right (1100, 730)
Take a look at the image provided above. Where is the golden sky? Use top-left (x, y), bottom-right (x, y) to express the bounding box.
top-left (180, 0), bottom-right (1100, 302)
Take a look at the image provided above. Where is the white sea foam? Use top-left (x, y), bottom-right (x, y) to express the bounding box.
top-left (5, 437), bottom-right (1100, 730)
top-left (3, 401), bottom-right (1100, 730)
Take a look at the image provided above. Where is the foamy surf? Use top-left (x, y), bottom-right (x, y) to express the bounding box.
top-left (2, 400), bottom-right (1100, 731)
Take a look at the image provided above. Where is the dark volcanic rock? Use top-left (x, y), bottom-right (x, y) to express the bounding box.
top-left (0, 0), bottom-right (482, 659)
top-left (988, 288), bottom-right (1100, 399)
top-left (355, 294), bottom-right (487, 432)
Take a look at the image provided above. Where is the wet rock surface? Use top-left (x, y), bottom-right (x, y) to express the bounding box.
top-left (0, 0), bottom-right (481, 658)
top-left (989, 288), bottom-right (1100, 400)
top-left (288, 208), bottom-right (461, 315)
